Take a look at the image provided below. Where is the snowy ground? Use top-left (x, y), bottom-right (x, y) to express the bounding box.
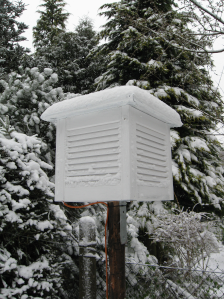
top-left (208, 243), bottom-right (224, 272)
top-left (206, 243), bottom-right (224, 298)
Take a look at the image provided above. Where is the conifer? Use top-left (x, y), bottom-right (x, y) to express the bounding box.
top-left (33, 17), bottom-right (102, 94)
top-left (94, 0), bottom-right (224, 213)
top-left (33, 0), bottom-right (69, 49)
top-left (0, 67), bottom-right (66, 165)
top-left (0, 117), bottom-right (76, 298)
top-left (0, 0), bottom-right (30, 75)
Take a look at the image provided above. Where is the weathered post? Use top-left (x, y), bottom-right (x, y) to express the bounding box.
top-left (79, 216), bottom-right (96, 299)
top-left (108, 202), bottom-right (126, 299)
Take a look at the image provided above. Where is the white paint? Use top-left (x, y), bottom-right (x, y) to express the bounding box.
top-left (41, 86), bottom-right (182, 128)
top-left (41, 87), bottom-right (182, 202)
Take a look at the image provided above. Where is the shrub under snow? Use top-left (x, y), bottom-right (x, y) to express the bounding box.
top-left (0, 118), bottom-right (75, 298)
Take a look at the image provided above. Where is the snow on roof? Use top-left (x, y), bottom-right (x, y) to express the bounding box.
top-left (41, 86), bottom-right (182, 128)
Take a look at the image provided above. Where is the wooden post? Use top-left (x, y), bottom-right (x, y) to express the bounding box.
top-left (108, 201), bottom-right (126, 299)
top-left (79, 216), bottom-right (96, 299)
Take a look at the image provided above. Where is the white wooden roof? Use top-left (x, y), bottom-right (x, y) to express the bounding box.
top-left (41, 86), bottom-right (182, 128)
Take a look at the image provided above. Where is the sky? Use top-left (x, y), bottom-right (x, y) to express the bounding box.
top-left (18, 0), bottom-right (224, 103)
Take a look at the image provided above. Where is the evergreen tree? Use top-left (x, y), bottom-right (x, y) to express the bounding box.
top-left (0, 0), bottom-right (30, 76)
top-left (32, 17), bottom-right (103, 94)
top-left (33, 0), bottom-right (69, 49)
top-left (0, 68), bottom-right (81, 298)
top-left (69, 17), bottom-right (102, 94)
top-left (94, 0), bottom-right (224, 214)
top-left (0, 117), bottom-right (77, 298)
top-left (0, 67), bottom-right (68, 165)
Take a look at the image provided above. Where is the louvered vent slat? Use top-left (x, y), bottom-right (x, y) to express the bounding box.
top-left (136, 124), bottom-right (165, 140)
top-left (137, 152), bottom-right (166, 162)
top-left (67, 154), bottom-right (119, 165)
top-left (68, 135), bottom-right (119, 148)
top-left (136, 139), bottom-right (165, 152)
top-left (67, 167), bottom-right (119, 177)
top-left (136, 123), bottom-right (168, 186)
top-left (67, 128), bottom-right (119, 141)
top-left (67, 122), bottom-right (120, 136)
top-left (65, 121), bottom-right (121, 186)
top-left (67, 161), bottom-right (119, 171)
top-left (137, 157), bottom-right (166, 166)
top-left (137, 146), bottom-right (165, 158)
top-left (68, 148), bottom-right (120, 159)
top-left (137, 167), bottom-right (168, 177)
top-left (68, 141), bottom-right (119, 153)
top-left (137, 161), bottom-right (167, 171)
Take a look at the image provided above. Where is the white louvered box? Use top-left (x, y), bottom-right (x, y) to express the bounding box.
top-left (41, 86), bottom-right (182, 202)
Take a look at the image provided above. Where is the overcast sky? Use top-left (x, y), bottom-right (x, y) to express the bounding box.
top-left (19, 0), bottom-right (224, 99)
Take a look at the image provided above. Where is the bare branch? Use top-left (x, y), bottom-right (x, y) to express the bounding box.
top-left (188, 0), bottom-right (224, 25)
top-left (187, 31), bottom-right (224, 36)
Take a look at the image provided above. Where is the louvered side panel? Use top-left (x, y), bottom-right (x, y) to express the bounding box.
top-left (136, 123), bottom-right (169, 187)
top-left (65, 121), bottom-right (121, 186)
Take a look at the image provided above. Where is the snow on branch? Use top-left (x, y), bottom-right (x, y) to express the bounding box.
top-left (150, 209), bottom-right (220, 270)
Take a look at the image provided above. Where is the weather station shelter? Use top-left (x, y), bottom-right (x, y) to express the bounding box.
top-left (41, 86), bottom-right (182, 203)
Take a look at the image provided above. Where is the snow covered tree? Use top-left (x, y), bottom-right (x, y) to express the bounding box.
top-left (32, 17), bottom-right (102, 94)
top-left (95, 0), bottom-right (212, 90)
top-left (94, 0), bottom-right (224, 214)
top-left (0, 0), bottom-right (30, 76)
top-left (67, 17), bottom-right (102, 94)
top-left (0, 117), bottom-right (77, 298)
top-left (0, 67), bottom-right (69, 165)
top-left (33, 0), bottom-right (69, 49)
